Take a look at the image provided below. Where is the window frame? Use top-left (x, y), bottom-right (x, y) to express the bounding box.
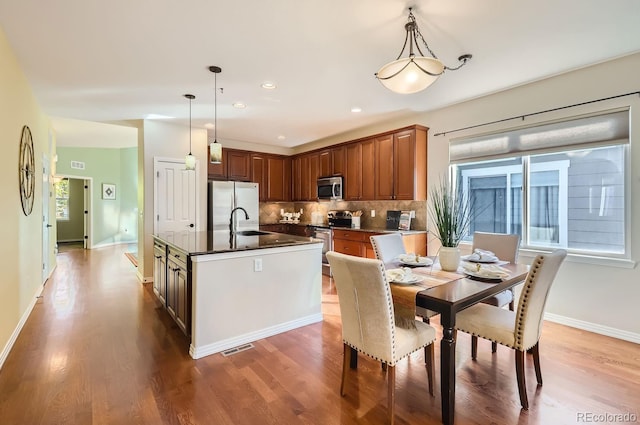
top-left (55, 178), bottom-right (70, 222)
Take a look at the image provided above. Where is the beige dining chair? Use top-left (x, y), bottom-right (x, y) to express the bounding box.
top-left (455, 249), bottom-right (567, 410)
top-left (327, 251), bottom-right (436, 425)
top-left (471, 231), bottom-right (521, 354)
top-left (370, 233), bottom-right (437, 323)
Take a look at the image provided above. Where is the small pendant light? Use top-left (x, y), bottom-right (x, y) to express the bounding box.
top-left (209, 66), bottom-right (222, 164)
top-left (184, 94), bottom-right (196, 170)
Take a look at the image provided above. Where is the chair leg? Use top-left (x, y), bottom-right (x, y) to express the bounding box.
top-left (491, 341), bottom-right (498, 353)
top-left (424, 343), bottom-right (435, 396)
top-left (531, 342), bottom-right (543, 385)
top-left (515, 349), bottom-right (529, 410)
top-left (341, 343), bottom-right (350, 396)
top-left (471, 335), bottom-right (478, 359)
top-left (388, 365), bottom-right (396, 425)
top-left (509, 288), bottom-right (515, 311)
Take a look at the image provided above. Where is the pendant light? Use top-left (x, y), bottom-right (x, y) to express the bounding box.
top-left (375, 8), bottom-right (472, 94)
top-left (209, 65), bottom-right (222, 164)
top-left (184, 94), bottom-right (196, 170)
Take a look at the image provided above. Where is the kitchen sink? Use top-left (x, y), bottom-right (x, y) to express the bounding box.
top-left (236, 230), bottom-right (270, 236)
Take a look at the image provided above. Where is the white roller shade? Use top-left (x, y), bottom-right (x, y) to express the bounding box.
top-left (450, 110), bottom-right (629, 164)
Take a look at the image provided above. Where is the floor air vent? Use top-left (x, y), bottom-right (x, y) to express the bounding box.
top-left (221, 343), bottom-right (254, 357)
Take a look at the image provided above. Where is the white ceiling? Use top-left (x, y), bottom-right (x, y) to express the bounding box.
top-left (2, 0), bottom-right (640, 149)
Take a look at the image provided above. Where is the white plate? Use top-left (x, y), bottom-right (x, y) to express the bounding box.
top-left (461, 254), bottom-right (499, 263)
top-left (463, 270), bottom-right (507, 281)
top-left (399, 257), bottom-right (433, 267)
top-left (385, 270), bottom-right (425, 285)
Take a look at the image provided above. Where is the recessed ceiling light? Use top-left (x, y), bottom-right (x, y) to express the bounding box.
top-left (204, 123), bottom-right (214, 129)
top-left (277, 135), bottom-right (286, 140)
top-left (233, 102), bottom-right (246, 109)
top-left (261, 81), bottom-right (277, 90)
top-left (351, 107), bottom-right (362, 113)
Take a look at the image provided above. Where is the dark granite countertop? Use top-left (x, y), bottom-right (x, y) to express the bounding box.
top-left (154, 230), bottom-right (322, 256)
top-left (261, 222), bottom-right (427, 235)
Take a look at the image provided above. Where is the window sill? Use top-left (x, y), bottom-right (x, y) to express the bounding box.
top-left (519, 248), bottom-right (636, 269)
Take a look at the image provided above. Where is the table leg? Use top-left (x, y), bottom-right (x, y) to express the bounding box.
top-left (441, 324), bottom-right (456, 425)
top-left (350, 347), bottom-right (358, 369)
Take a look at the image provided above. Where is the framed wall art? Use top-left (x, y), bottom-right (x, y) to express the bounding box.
top-left (102, 183), bottom-right (116, 200)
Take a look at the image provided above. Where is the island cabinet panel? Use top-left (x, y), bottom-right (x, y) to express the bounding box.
top-left (153, 239), bottom-right (167, 304)
top-left (374, 134), bottom-right (395, 200)
top-left (166, 245), bottom-right (191, 336)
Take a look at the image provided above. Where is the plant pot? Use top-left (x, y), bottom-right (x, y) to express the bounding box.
top-left (439, 246), bottom-right (461, 272)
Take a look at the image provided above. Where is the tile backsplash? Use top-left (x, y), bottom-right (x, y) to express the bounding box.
top-left (260, 200), bottom-right (427, 230)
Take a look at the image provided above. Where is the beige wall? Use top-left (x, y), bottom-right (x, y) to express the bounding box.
top-left (0, 27), bottom-right (56, 366)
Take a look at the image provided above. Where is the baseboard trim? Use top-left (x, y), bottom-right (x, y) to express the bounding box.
top-left (189, 313), bottom-right (324, 359)
top-left (0, 284), bottom-right (44, 371)
top-left (544, 312), bottom-right (640, 344)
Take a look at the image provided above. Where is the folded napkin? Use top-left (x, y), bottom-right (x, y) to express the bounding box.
top-left (462, 262), bottom-right (510, 279)
top-left (466, 248), bottom-right (499, 262)
top-left (386, 267), bottom-right (415, 283)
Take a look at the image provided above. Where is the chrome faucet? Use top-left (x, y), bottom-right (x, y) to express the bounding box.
top-left (229, 206), bottom-right (250, 234)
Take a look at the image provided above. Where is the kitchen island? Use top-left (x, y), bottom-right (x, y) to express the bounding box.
top-left (153, 230), bottom-right (323, 359)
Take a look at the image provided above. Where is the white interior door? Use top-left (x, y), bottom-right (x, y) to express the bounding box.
top-left (42, 154), bottom-right (51, 283)
top-left (155, 158), bottom-right (197, 233)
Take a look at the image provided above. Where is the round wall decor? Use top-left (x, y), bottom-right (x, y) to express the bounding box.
top-left (19, 125), bottom-right (35, 216)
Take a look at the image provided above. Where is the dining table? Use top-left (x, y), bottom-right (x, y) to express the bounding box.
top-left (387, 259), bottom-right (531, 425)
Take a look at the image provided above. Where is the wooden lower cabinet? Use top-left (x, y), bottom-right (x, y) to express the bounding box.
top-left (153, 239), bottom-right (191, 337)
top-left (332, 230), bottom-right (427, 259)
top-left (153, 239), bottom-right (167, 304)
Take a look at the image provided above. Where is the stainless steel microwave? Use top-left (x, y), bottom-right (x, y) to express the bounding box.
top-left (317, 176), bottom-right (343, 200)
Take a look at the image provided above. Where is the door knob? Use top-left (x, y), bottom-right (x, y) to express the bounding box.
top-left (188, 223), bottom-right (194, 228)
top-left (46, 224), bottom-right (53, 228)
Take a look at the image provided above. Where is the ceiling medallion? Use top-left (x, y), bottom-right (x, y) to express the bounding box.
top-left (19, 125), bottom-right (35, 216)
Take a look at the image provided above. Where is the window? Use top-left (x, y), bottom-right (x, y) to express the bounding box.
top-left (451, 110), bottom-right (629, 258)
top-left (55, 178), bottom-right (70, 221)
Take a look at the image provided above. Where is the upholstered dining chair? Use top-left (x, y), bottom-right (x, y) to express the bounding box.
top-left (455, 249), bottom-right (567, 410)
top-left (326, 251), bottom-right (436, 425)
top-left (370, 233), bottom-right (437, 323)
top-left (471, 231), bottom-right (521, 354)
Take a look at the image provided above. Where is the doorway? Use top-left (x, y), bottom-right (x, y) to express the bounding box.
top-left (54, 176), bottom-right (91, 252)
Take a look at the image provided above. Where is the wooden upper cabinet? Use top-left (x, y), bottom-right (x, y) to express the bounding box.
top-left (299, 154), bottom-right (311, 201)
top-left (374, 134), bottom-right (395, 200)
top-left (291, 156), bottom-right (302, 201)
top-left (361, 138), bottom-right (375, 200)
top-left (344, 143), bottom-right (362, 200)
top-left (308, 153), bottom-right (319, 200)
top-left (226, 150), bottom-right (252, 181)
top-left (331, 146), bottom-right (346, 177)
top-left (250, 154), bottom-right (267, 200)
top-left (319, 150), bottom-right (331, 177)
top-left (266, 156), bottom-right (290, 201)
top-left (393, 129), bottom-right (418, 200)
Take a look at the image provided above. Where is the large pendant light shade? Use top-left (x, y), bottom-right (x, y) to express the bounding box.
top-left (375, 8), bottom-right (471, 94)
top-left (209, 65), bottom-right (223, 164)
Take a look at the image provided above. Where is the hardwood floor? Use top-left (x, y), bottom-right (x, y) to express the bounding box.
top-left (0, 245), bottom-right (638, 424)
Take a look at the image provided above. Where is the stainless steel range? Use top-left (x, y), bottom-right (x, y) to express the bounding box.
top-left (310, 226), bottom-right (332, 276)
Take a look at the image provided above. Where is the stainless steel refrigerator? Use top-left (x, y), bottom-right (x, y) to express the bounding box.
top-left (207, 181), bottom-right (259, 232)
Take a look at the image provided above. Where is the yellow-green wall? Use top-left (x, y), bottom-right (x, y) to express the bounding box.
top-left (0, 26), bottom-right (55, 366)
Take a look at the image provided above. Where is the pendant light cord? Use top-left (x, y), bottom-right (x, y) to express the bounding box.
top-left (189, 96), bottom-right (192, 154)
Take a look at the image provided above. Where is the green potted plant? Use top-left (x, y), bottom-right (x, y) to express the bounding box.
top-left (428, 178), bottom-right (472, 271)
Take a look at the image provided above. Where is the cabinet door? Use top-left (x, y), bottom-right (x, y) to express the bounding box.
top-left (299, 155), bottom-right (310, 200)
top-left (153, 247), bottom-right (167, 304)
top-left (166, 261), bottom-right (177, 319)
top-left (361, 138), bottom-right (376, 200)
top-left (291, 156), bottom-right (302, 201)
top-left (331, 146), bottom-right (346, 176)
top-left (393, 130), bottom-right (416, 200)
top-left (207, 146), bottom-right (226, 179)
top-left (375, 134), bottom-right (395, 200)
top-left (344, 143), bottom-right (362, 200)
top-left (266, 156), bottom-right (288, 201)
top-left (333, 238), bottom-right (364, 257)
top-left (308, 153), bottom-right (319, 200)
top-left (175, 265), bottom-right (189, 334)
top-left (319, 150), bottom-right (331, 177)
top-left (227, 150), bottom-right (251, 181)
top-left (251, 154), bottom-right (267, 201)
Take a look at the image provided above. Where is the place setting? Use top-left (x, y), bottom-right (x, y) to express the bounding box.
top-left (396, 253), bottom-right (434, 268)
top-left (460, 249), bottom-right (511, 281)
